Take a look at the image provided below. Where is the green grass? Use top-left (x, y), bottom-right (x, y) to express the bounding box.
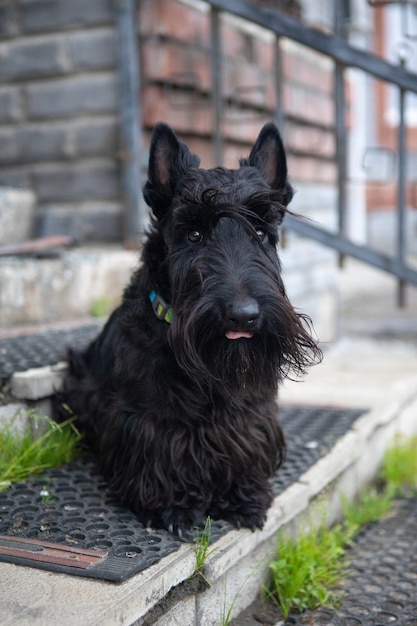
top-left (90, 296), bottom-right (115, 318)
top-left (343, 435), bottom-right (417, 534)
top-left (193, 516), bottom-right (217, 585)
top-left (379, 435), bottom-right (417, 493)
top-left (266, 522), bottom-right (349, 617)
top-left (266, 434), bottom-right (417, 618)
top-left (0, 410), bottom-right (82, 490)
top-left (341, 484), bottom-right (395, 533)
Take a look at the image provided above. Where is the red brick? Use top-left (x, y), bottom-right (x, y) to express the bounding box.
top-left (287, 155), bottom-right (314, 182)
top-left (285, 123), bottom-right (335, 159)
top-left (183, 136), bottom-right (216, 169)
top-left (222, 113), bottom-right (272, 144)
top-left (256, 38), bottom-right (275, 71)
top-left (142, 85), bottom-right (213, 135)
top-left (284, 83), bottom-right (334, 125)
top-left (282, 52), bottom-right (296, 78)
top-left (265, 81), bottom-right (277, 110)
top-left (222, 60), bottom-right (269, 107)
top-left (287, 154), bottom-right (335, 184)
top-left (141, 39), bottom-right (211, 91)
top-left (139, 0), bottom-right (209, 46)
top-left (221, 22), bottom-right (248, 59)
top-left (365, 183), bottom-right (416, 211)
top-left (283, 49), bottom-right (333, 95)
top-left (223, 142), bottom-right (253, 169)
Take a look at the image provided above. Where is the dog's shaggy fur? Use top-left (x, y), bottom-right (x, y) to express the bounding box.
top-left (56, 122), bottom-right (321, 534)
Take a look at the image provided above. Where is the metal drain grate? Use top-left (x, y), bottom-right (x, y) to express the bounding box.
top-left (0, 405), bottom-right (365, 583)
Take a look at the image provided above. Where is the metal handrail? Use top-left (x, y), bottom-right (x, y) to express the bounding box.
top-left (203, 0), bottom-right (417, 300)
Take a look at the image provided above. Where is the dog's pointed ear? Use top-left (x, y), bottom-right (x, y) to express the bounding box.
top-left (244, 123), bottom-right (293, 205)
top-left (143, 123), bottom-right (200, 219)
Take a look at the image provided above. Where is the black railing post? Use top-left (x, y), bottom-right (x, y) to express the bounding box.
top-left (274, 35), bottom-right (285, 133)
top-left (397, 62), bottom-right (407, 307)
top-left (115, 0), bottom-right (145, 248)
top-left (211, 7), bottom-right (223, 166)
top-left (274, 33), bottom-right (286, 248)
top-left (334, 0), bottom-right (348, 269)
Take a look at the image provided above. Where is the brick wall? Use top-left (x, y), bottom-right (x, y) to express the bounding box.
top-left (139, 0), bottom-right (336, 190)
top-left (0, 0), bottom-right (121, 241)
top-left (0, 0), bottom-right (336, 243)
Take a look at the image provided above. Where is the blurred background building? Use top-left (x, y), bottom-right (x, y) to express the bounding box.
top-left (0, 0), bottom-right (416, 335)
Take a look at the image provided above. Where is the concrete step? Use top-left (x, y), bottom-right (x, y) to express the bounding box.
top-left (0, 247), bottom-right (137, 332)
top-left (1, 336), bottom-right (417, 625)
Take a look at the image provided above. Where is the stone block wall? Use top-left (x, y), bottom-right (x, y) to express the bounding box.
top-left (0, 0), bottom-right (121, 242)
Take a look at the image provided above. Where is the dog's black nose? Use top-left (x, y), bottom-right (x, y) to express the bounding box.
top-left (226, 298), bottom-right (260, 330)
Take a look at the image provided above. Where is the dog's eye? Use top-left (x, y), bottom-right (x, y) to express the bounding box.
top-left (188, 229), bottom-right (203, 243)
top-left (255, 227), bottom-right (268, 243)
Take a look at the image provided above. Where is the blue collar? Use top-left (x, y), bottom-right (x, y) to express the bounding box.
top-left (149, 291), bottom-right (173, 324)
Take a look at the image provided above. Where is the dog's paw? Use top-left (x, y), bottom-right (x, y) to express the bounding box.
top-left (217, 508), bottom-right (267, 532)
top-left (140, 506), bottom-right (207, 538)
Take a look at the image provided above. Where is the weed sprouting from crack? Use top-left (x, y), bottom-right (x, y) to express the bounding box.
top-left (193, 516), bottom-right (217, 587)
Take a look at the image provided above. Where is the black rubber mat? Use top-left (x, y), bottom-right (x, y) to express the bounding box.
top-left (0, 405), bottom-right (365, 583)
top-left (0, 323), bottom-right (102, 379)
top-left (0, 456), bottom-right (183, 583)
top-left (272, 404), bottom-right (364, 495)
top-left (285, 495), bottom-right (417, 625)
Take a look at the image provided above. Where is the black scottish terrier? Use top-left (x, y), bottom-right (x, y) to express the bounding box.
top-left (57, 122), bottom-right (321, 534)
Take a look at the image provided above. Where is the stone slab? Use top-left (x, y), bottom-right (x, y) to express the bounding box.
top-left (11, 362), bottom-right (67, 400)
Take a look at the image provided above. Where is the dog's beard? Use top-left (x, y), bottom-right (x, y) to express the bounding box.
top-left (168, 296), bottom-right (320, 398)
top-left (200, 334), bottom-right (280, 394)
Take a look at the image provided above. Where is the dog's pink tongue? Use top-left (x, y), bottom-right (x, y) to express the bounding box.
top-left (225, 331), bottom-right (253, 340)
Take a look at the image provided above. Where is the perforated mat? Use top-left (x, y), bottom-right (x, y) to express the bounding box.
top-left (0, 405), bottom-right (365, 582)
top-left (0, 323), bottom-right (102, 379)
